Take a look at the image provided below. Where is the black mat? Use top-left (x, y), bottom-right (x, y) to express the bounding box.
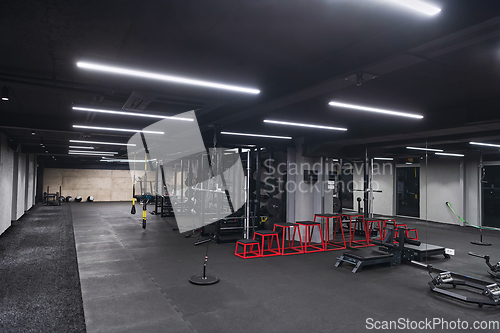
top-left (0, 204), bottom-right (86, 332)
top-left (88, 203), bottom-right (500, 333)
top-left (7, 201), bottom-right (500, 333)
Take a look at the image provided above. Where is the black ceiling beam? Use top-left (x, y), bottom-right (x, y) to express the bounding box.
top-left (0, 72), bottom-right (131, 98)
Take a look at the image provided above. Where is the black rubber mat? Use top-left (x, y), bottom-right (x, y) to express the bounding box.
top-left (5, 201), bottom-right (500, 333)
top-left (0, 204), bottom-right (86, 332)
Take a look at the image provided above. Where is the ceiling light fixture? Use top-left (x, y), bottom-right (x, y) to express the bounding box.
top-left (100, 159), bottom-right (156, 162)
top-left (69, 146), bottom-right (94, 150)
top-left (69, 140), bottom-right (136, 146)
top-left (328, 101), bottom-right (423, 119)
top-left (73, 125), bottom-right (164, 135)
top-left (69, 150), bottom-right (117, 154)
top-left (1, 86), bottom-right (9, 101)
top-left (77, 62), bottom-right (260, 94)
top-left (435, 152), bottom-right (464, 157)
top-left (469, 142), bottom-right (500, 148)
top-left (221, 131), bottom-right (292, 140)
top-left (72, 106), bottom-right (194, 121)
top-left (374, 157), bottom-right (393, 161)
top-left (263, 119), bottom-right (347, 131)
top-left (223, 148), bottom-right (251, 153)
top-left (406, 146), bottom-right (443, 152)
top-left (68, 152), bottom-right (115, 156)
top-left (389, 0), bottom-right (441, 16)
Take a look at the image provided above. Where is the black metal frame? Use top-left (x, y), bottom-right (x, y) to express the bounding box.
top-left (469, 252), bottom-right (500, 279)
top-left (335, 226), bottom-right (422, 273)
top-left (43, 185), bottom-right (61, 206)
top-left (427, 266), bottom-right (500, 308)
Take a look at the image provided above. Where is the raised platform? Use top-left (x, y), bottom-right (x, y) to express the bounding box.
top-left (335, 249), bottom-right (394, 273)
top-left (404, 243), bottom-right (450, 261)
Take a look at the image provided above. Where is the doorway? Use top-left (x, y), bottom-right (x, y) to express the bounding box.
top-left (340, 167), bottom-right (353, 210)
top-left (396, 167), bottom-right (420, 218)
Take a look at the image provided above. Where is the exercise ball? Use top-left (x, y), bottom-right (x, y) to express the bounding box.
top-left (75, 196), bottom-right (82, 202)
top-left (87, 196), bottom-right (94, 202)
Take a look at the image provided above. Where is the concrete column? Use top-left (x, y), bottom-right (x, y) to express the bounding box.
top-left (0, 134), bottom-right (14, 234)
top-left (12, 152), bottom-right (27, 221)
top-left (25, 154), bottom-right (36, 211)
top-left (465, 152), bottom-right (480, 226)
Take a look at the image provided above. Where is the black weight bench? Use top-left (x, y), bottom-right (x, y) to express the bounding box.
top-left (335, 226), bottom-right (398, 273)
top-left (335, 250), bottom-right (394, 273)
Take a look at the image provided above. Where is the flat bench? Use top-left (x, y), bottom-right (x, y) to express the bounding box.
top-left (335, 249), bottom-right (394, 273)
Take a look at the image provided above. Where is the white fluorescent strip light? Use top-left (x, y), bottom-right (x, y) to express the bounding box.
top-left (374, 157), bottom-right (393, 161)
top-left (77, 62), bottom-right (260, 94)
top-left (69, 152), bottom-right (115, 156)
top-left (406, 146), bottom-right (443, 152)
top-left (72, 106), bottom-right (193, 122)
top-left (406, 162), bottom-right (413, 165)
top-left (69, 146), bottom-right (94, 150)
top-left (101, 159), bottom-right (156, 162)
top-left (328, 101), bottom-right (423, 119)
top-left (435, 152), bottom-right (464, 157)
top-left (68, 151), bottom-right (115, 157)
top-left (221, 131), bottom-right (292, 140)
top-left (469, 142), bottom-right (500, 148)
top-left (263, 119), bottom-right (347, 131)
top-left (390, 0), bottom-right (441, 16)
top-left (73, 125), bottom-right (164, 135)
top-left (224, 148), bottom-right (251, 153)
top-left (69, 150), bottom-right (118, 154)
top-left (69, 140), bottom-right (136, 146)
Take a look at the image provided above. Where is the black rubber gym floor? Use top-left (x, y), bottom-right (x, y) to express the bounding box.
top-left (0, 204), bottom-right (86, 332)
top-left (3, 202), bottom-right (500, 332)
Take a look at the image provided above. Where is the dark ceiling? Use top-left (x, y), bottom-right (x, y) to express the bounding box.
top-left (2, 0), bottom-right (500, 165)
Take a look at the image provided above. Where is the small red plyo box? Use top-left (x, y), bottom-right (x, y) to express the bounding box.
top-left (384, 220), bottom-right (419, 241)
top-left (296, 221), bottom-right (325, 253)
top-left (340, 213), bottom-right (373, 248)
top-left (235, 239), bottom-right (261, 259)
top-left (273, 222), bottom-right (304, 255)
top-left (313, 214), bottom-right (346, 251)
top-left (364, 219), bottom-right (383, 244)
top-left (253, 230), bottom-right (281, 257)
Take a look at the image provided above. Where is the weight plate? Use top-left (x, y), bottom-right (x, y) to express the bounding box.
top-left (266, 198), bottom-right (282, 216)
